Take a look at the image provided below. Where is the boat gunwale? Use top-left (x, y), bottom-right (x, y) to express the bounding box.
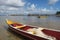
top-left (9, 25), bottom-right (43, 37)
top-left (9, 24), bottom-right (60, 39)
top-left (9, 25), bottom-right (48, 40)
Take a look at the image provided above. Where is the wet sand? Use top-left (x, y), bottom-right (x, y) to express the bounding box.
top-left (0, 16), bottom-right (60, 40)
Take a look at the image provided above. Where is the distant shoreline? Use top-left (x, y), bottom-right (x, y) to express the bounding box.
top-left (0, 14), bottom-right (56, 16)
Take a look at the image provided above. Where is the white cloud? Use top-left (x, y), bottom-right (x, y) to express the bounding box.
top-left (30, 4), bottom-right (35, 9)
top-left (0, 5), bottom-right (25, 14)
top-left (48, 0), bottom-right (59, 5)
top-left (41, 8), bottom-right (50, 12)
top-left (0, 0), bottom-right (25, 7)
top-left (8, 7), bottom-right (18, 10)
top-left (6, 0), bottom-right (25, 6)
top-left (26, 7), bottom-right (56, 14)
top-left (27, 4), bottom-right (36, 10)
top-left (0, 0), bottom-right (26, 14)
top-left (40, 8), bottom-right (57, 14)
top-left (26, 4), bottom-right (52, 14)
top-left (0, 0), bottom-right (58, 15)
top-left (0, 6), bottom-right (18, 11)
top-left (0, 5), bottom-right (56, 14)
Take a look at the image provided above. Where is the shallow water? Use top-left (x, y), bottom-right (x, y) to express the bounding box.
top-left (0, 16), bottom-right (60, 40)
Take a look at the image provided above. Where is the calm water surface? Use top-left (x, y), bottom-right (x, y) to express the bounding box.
top-left (0, 16), bottom-right (60, 40)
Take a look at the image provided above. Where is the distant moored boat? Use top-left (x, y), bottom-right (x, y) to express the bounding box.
top-left (37, 16), bottom-right (47, 18)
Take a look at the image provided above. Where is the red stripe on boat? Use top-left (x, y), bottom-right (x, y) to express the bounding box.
top-left (42, 29), bottom-right (60, 40)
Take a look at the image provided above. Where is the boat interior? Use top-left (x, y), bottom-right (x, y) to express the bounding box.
top-left (11, 23), bottom-right (34, 31)
top-left (6, 20), bottom-right (60, 40)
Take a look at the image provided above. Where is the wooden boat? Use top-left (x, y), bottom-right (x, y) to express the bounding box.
top-left (6, 19), bottom-right (60, 40)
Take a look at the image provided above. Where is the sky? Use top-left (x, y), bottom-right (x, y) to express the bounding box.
top-left (0, 0), bottom-right (60, 15)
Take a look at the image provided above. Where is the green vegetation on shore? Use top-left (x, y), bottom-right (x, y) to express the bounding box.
top-left (56, 11), bottom-right (60, 15)
top-left (56, 11), bottom-right (60, 16)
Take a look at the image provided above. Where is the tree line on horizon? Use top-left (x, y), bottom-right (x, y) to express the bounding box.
top-left (56, 11), bottom-right (60, 15)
